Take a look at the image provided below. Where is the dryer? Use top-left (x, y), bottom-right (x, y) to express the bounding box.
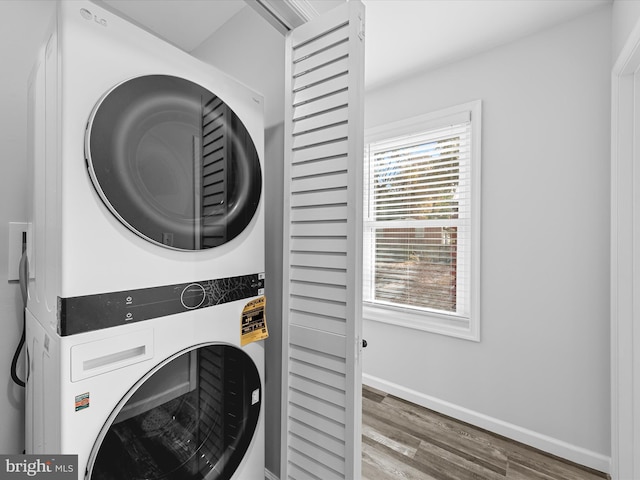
top-left (26, 0), bottom-right (264, 331)
top-left (24, 1), bottom-right (266, 479)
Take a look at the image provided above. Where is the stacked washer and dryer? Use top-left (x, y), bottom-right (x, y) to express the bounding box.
top-left (24, 1), bottom-right (266, 479)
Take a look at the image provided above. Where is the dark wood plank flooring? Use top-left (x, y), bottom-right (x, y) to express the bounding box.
top-left (362, 385), bottom-right (609, 480)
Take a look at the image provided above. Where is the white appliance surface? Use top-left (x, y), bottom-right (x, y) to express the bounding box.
top-left (27, 0), bottom-right (264, 330)
top-left (25, 1), bottom-right (266, 479)
top-left (26, 307), bottom-right (266, 480)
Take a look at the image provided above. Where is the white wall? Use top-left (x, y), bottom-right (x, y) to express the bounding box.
top-left (612, 0), bottom-right (640, 62)
top-left (610, 2), bottom-right (640, 478)
top-left (0, 1), bottom-right (55, 454)
top-left (190, 8), bottom-right (285, 478)
top-left (363, 7), bottom-right (612, 472)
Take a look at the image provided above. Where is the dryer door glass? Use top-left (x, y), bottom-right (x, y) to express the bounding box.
top-left (88, 344), bottom-right (261, 480)
top-left (86, 75), bottom-right (262, 250)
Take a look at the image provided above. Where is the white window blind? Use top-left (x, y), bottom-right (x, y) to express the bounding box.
top-left (363, 102), bottom-right (480, 340)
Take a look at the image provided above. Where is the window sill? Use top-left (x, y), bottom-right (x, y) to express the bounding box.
top-left (363, 303), bottom-right (480, 342)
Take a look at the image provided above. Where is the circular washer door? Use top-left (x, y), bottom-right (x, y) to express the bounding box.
top-left (87, 344), bottom-right (261, 480)
top-left (86, 75), bottom-right (262, 250)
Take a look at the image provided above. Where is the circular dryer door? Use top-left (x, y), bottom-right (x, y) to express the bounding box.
top-left (86, 75), bottom-right (262, 250)
top-left (87, 344), bottom-right (261, 480)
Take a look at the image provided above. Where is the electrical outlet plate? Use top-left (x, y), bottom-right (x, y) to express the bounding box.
top-left (8, 222), bottom-right (28, 282)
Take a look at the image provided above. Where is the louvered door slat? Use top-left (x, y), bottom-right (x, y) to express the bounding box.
top-left (290, 252), bottom-right (347, 270)
top-left (290, 360), bottom-right (346, 392)
top-left (290, 342), bottom-right (348, 372)
top-left (290, 205), bottom-right (348, 223)
top-left (291, 282), bottom-right (347, 304)
top-left (202, 137), bottom-right (224, 157)
top-left (293, 106), bottom-right (349, 135)
top-left (288, 310), bottom-right (346, 336)
top-left (292, 171), bottom-right (348, 192)
top-left (288, 379), bottom-right (346, 413)
top-left (293, 90), bottom-right (349, 119)
top-left (290, 297), bottom-right (347, 319)
top-left (293, 57), bottom-right (349, 92)
top-left (290, 221), bottom-right (347, 237)
top-left (292, 123), bottom-right (349, 150)
top-left (291, 416), bottom-right (344, 455)
top-left (292, 41), bottom-right (350, 77)
top-left (203, 115), bottom-right (224, 136)
top-left (289, 435), bottom-right (346, 474)
top-left (293, 139), bottom-right (348, 163)
top-left (288, 451), bottom-right (344, 480)
top-left (293, 74), bottom-right (349, 105)
top-left (289, 264), bottom-right (346, 284)
top-left (291, 190), bottom-right (348, 208)
top-left (291, 237), bottom-right (347, 253)
top-left (283, 3), bottom-right (364, 478)
top-left (200, 96), bottom-right (228, 247)
top-left (292, 172), bottom-right (347, 191)
top-left (203, 170), bottom-right (224, 188)
top-left (292, 23), bottom-right (349, 61)
top-left (285, 408), bottom-right (344, 446)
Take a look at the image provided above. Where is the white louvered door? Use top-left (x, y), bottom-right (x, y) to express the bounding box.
top-left (281, 2), bottom-right (365, 479)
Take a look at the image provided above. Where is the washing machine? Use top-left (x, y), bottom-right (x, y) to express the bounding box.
top-left (26, 306), bottom-right (265, 480)
top-left (24, 1), bottom-right (266, 478)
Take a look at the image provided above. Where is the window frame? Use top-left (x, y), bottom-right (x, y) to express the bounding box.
top-left (362, 100), bottom-right (481, 341)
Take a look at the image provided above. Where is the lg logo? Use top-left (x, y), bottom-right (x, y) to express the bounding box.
top-left (80, 8), bottom-right (107, 27)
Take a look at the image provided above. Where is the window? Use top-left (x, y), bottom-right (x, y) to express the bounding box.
top-left (363, 101), bottom-right (481, 340)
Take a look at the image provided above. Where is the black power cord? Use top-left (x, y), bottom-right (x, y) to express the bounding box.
top-left (10, 312), bottom-right (25, 388)
top-left (11, 248), bottom-right (28, 388)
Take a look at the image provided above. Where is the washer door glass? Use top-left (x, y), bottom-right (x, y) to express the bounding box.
top-left (86, 75), bottom-right (262, 250)
top-left (88, 344), bottom-right (261, 480)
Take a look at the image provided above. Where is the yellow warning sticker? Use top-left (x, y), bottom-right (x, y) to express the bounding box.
top-left (241, 296), bottom-right (268, 346)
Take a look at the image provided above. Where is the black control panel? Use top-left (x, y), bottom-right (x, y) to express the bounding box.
top-left (57, 273), bottom-right (265, 336)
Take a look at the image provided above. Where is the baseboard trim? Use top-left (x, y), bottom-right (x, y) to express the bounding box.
top-left (264, 468), bottom-right (279, 480)
top-left (363, 374), bottom-right (611, 475)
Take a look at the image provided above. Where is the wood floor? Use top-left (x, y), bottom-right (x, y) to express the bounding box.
top-left (362, 385), bottom-right (609, 480)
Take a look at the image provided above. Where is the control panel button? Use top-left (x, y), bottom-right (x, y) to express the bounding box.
top-left (181, 283), bottom-right (206, 310)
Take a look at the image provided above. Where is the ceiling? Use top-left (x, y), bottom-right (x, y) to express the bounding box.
top-left (100, 0), bottom-right (247, 51)
top-left (101, 0), bottom-right (612, 91)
